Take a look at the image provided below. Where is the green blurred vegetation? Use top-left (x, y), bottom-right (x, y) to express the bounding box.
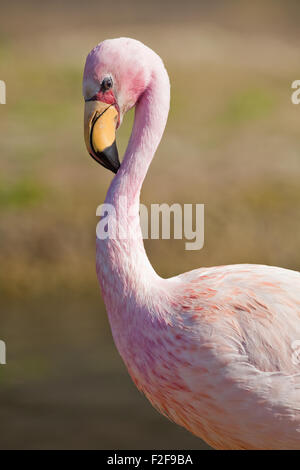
top-left (220, 88), bottom-right (276, 125)
top-left (1, 0), bottom-right (300, 450)
top-left (0, 178), bottom-right (46, 209)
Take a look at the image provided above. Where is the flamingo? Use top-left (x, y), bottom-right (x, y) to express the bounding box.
top-left (83, 37), bottom-right (300, 449)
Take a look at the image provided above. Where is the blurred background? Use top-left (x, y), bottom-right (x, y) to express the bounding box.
top-left (1, 0), bottom-right (300, 450)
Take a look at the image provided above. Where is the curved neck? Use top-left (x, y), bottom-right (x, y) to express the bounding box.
top-left (106, 65), bottom-right (170, 207)
top-left (97, 62), bottom-right (170, 297)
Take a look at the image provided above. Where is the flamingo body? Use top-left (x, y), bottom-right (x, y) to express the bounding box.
top-left (83, 38), bottom-right (300, 449)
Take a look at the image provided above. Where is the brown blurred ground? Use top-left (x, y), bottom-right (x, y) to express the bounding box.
top-left (1, 0), bottom-right (300, 449)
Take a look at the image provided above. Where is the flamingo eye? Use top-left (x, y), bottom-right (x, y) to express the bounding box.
top-left (101, 77), bottom-right (113, 92)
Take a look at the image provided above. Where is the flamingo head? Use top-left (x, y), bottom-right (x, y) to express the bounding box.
top-left (83, 38), bottom-right (152, 173)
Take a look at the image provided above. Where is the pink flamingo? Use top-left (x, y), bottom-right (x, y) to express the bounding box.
top-left (83, 38), bottom-right (300, 449)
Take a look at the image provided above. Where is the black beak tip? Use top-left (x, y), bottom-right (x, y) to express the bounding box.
top-left (111, 162), bottom-right (120, 174)
top-left (90, 140), bottom-right (120, 174)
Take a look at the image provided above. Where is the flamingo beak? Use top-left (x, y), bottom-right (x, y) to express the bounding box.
top-left (84, 100), bottom-right (120, 173)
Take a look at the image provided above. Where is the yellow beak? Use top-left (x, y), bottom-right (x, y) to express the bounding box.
top-left (84, 100), bottom-right (120, 173)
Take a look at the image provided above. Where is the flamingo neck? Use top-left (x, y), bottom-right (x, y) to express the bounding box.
top-left (107, 64), bottom-right (170, 206)
top-left (96, 61), bottom-right (170, 302)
